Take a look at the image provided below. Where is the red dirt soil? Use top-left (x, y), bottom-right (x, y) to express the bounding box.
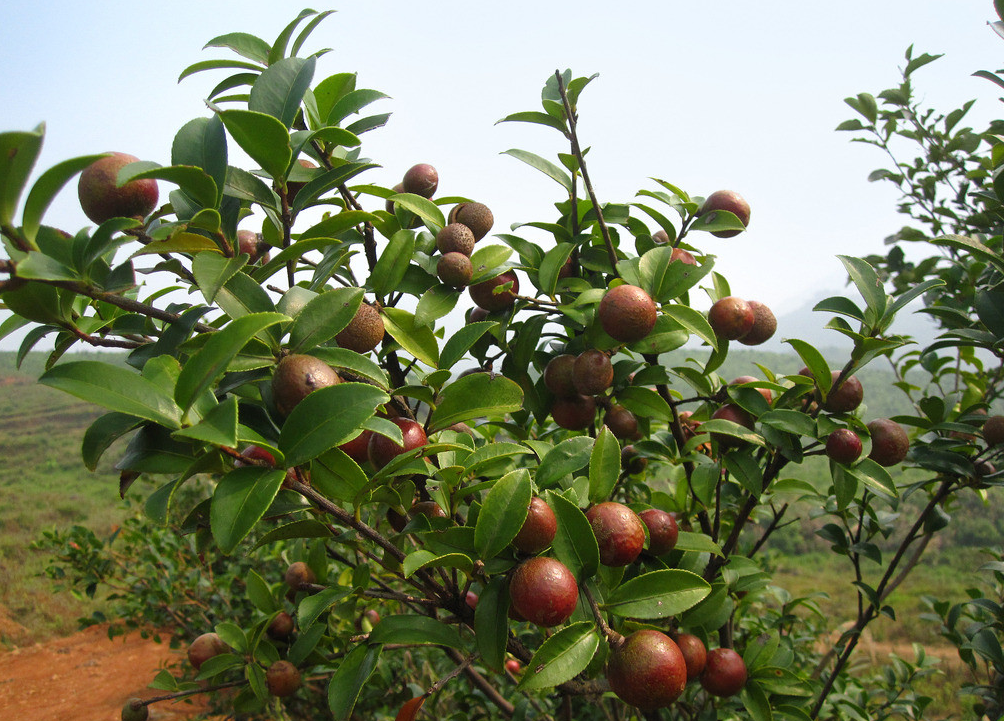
top-left (0, 623), bottom-right (205, 721)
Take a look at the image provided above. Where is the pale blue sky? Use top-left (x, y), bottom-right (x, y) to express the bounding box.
top-left (1, 1), bottom-right (1000, 349)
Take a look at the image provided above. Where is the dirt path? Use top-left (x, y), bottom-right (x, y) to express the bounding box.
top-left (0, 624), bottom-right (203, 721)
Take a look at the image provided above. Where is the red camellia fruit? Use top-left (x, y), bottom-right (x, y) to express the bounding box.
top-left (368, 418), bottom-right (428, 469)
top-left (235, 445), bottom-right (276, 467)
top-left (266, 660), bottom-right (301, 697)
top-left (708, 296), bottom-right (754, 341)
top-left (187, 632), bottom-right (228, 670)
top-left (573, 349), bottom-right (613, 396)
top-left (284, 561), bottom-right (316, 591)
top-left (606, 630), bottom-right (687, 709)
top-left (822, 372), bottom-right (864, 413)
top-left (598, 284), bottom-right (658, 344)
top-left (586, 502), bottom-right (646, 566)
top-left (639, 508), bottom-right (678, 556)
top-left (867, 418), bottom-right (910, 467)
top-left (402, 163), bottom-right (438, 198)
top-left (551, 394), bottom-right (597, 430)
top-left (339, 430), bottom-right (374, 464)
top-left (670, 247), bottom-right (698, 265)
top-left (78, 152), bottom-right (159, 224)
top-left (700, 648), bottom-right (747, 697)
top-left (512, 496), bottom-right (557, 553)
top-left (469, 270), bottom-right (518, 312)
top-left (826, 428), bottom-right (863, 464)
top-left (674, 633), bottom-right (707, 681)
top-left (508, 557), bottom-right (579, 627)
top-left (505, 658), bottom-right (522, 674)
top-left (699, 190), bottom-right (750, 238)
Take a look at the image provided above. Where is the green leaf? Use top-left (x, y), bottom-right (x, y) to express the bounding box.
top-left (327, 644), bottom-right (382, 721)
top-left (428, 372), bottom-right (524, 431)
top-left (218, 109), bottom-right (292, 181)
top-left (741, 683), bottom-right (774, 721)
top-left (690, 209), bottom-right (746, 235)
top-left (0, 125), bottom-right (44, 226)
top-left (604, 569), bottom-right (711, 618)
top-left (785, 339), bottom-right (830, 392)
top-left (253, 519), bottom-right (334, 549)
top-left (382, 307), bottom-right (440, 368)
top-left (288, 287), bottom-right (364, 353)
top-left (178, 58), bottom-right (264, 82)
top-left (279, 383), bottom-right (389, 467)
top-left (517, 622), bottom-right (600, 691)
top-left (367, 615), bottom-right (463, 649)
top-left (475, 577), bottom-right (509, 670)
top-left (588, 427), bottom-right (621, 503)
top-left (537, 436), bottom-right (594, 488)
top-left (439, 321), bottom-right (498, 370)
top-left (15, 252), bottom-right (80, 281)
top-left (414, 285), bottom-right (459, 327)
top-left (210, 467), bottom-right (286, 554)
top-left (309, 347), bottom-right (391, 390)
top-left (246, 569), bottom-right (278, 613)
top-left (661, 303), bottom-right (718, 351)
top-left (502, 149), bottom-right (572, 191)
top-left (129, 232), bottom-right (221, 258)
top-left (463, 442), bottom-right (534, 474)
top-left (204, 31), bottom-right (271, 63)
top-left (40, 361), bottom-right (182, 429)
top-left (225, 166), bottom-right (278, 208)
top-left (538, 242), bottom-right (574, 296)
top-left (838, 255), bottom-right (886, 323)
top-left (172, 395), bottom-right (240, 448)
top-left (299, 586), bottom-right (353, 630)
top-left (369, 230), bottom-right (415, 298)
top-left (496, 110), bottom-right (568, 134)
top-left (402, 550), bottom-right (473, 577)
top-left (674, 531), bottom-right (723, 556)
top-left (175, 313), bottom-right (287, 416)
top-left (193, 251), bottom-right (248, 304)
top-left (546, 490), bottom-right (599, 582)
top-left (82, 412), bottom-right (141, 471)
top-left (847, 458), bottom-right (898, 498)
top-left (311, 447), bottom-right (368, 505)
top-left (249, 56), bottom-right (316, 128)
top-left (469, 245), bottom-right (514, 284)
top-left (475, 469), bottom-right (532, 560)
top-left (388, 192), bottom-right (445, 228)
top-left (616, 386), bottom-right (673, 423)
top-left (22, 154), bottom-right (106, 242)
top-left (120, 163), bottom-right (218, 209)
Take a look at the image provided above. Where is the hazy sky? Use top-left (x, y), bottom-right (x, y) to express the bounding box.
top-left (1, 0), bottom-right (1000, 351)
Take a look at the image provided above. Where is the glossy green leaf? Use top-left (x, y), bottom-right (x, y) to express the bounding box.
top-left (838, 255), bottom-right (886, 322)
top-left (517, 622), bottom-right (600, 691)
top-left (388, 192), bottom-right (445, 228)
top-left (588, 426), bottom-right (621, 503)
top-left (604, 569), bottom-right (711, 618)
top-left (175, 313), bottom-right (288, 415)
top-left (674, 531), bottom-right (723, 556)
top-left (309, 347), bottom-right (391, 389)
top-left (288, 286), bottom-right (363, 353)
top-left (475, 469), bottom-right (532, 560)
top-left (439, 322), bottom-right (498, 370)
top-left (402, 550), bottom-right (473, 577)
top-left (502, 149), bottom-right (572, 191)
top-left (496, 110), bottom-right (568, 134)
top-left (368, 615), bottom-right (463, 649)
top-left (428, 372), bottom-right (524, 431)
top-left (218, 109), bottom-right (292, 181)
top-left (249, 56), bottom-right (316, 128)
top-left (546, 490), bottom-right (599, 582)
top-left (463, 442), bottom-right (534, 474)
top-left (246, 568), bottom-right (278, 613)
top-left (81, 412), bottom-right (142, 471)
top-left (311, 446), bottom-right (368, 504)
top-left (369, 230), bottom-right (415, 298)
top-left (299, 586), bottom-right (353, 629)
top-left (616, 386), bottom-right (673, 422)
top-left (327, 644), bottom-right (382, 721)
top-left (0, 125), bottom-right (44, 226)
top-left (210, 467), bottom-right (286, 554)
top-left (690, 209), bottom-right (747, 235)
top-left (538, 242), bottom-right (574, 296)
top-left (225, 165), bottom-right (278, 208)
top-left (129, 232), bottom-right (221, 258)
top-left (15, 252), bottom-right (80, 281)
top-left (193, 251), bottom-right (248, 304)
top-left (204, 31), bottom-right (271, 63)
top-left (290, 161), bottom-right (376, 214)
top-left (382, 307), bottom-right (439, 368)
top-left (326, 88), bottom-right (390, 126)
top-left (469, 245), bottom-right (514, 284)
top-left (279, 383), bottom-right (389, 467)
top-left (661, 303), bottom-right (718, 351)
top-left (253, 519), bottom-right (335, 549)
top-left (414, 285), bottom-right (459, 327)
top-left (172, 395), bottom-right (239, 448)
top-left (537, 436), bottom-right (594, 488)
top-left (178, 58), bottom-right (264, 82)
top-left (22, 154), bottom-right (106, 242)
top-left (40, 361), bottom-right (182, 429)
top-left (120, 162), bottom-right (218, 209)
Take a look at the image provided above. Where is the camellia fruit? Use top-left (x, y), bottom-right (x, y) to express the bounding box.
top-left (573, 349), bottom-right (613, 396)
top-left (508, 556), bottom-right (578, 627)
top-left (512, 496), bottom-right (557, 553)
top-left (368, 417), bottom-right (428, 469)
top-left (822, 371), bottom-right (864, 413)
top-left (708, 296), bottom-right (754, 341)
top-left (271, 354), bottom-right (340, 417)
top-left (265, 660), bottom-right (301, 697)
top-left (551, 394), bottom-right (597, 430)
top-left (469, 270), bottom-right (518, 312)
top-left (700, 647), bottom-right (747, 697)
top-left (674, 633), bottom-right (707, 681)
top-left (187, 632), bottom-right (228, 670)
top-left (606, 630), bottom-right (687, 709)
top-left (598, 284), bottom-right (658, 343)
top-left (586, 502), bottom-right (646, 567)
top-left (867, 418), bottom-right (910, 467)
top-left (699, 190), bottom-right (750, 238)
top-left (826, 428), bottom-right (863, 464)
top-left (335, 303), bottom-right (384, 354)
top-left (639, 508), bottom-right (678, 556)
top-left (402, 163), bottom-right (438, 198)
top-left (77, 152), bottom-right (159, 224)
top-left (737, 300), bottom-right (777, 346)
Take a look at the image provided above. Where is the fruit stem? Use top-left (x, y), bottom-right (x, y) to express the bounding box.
top-left (554, 71), bottom-right (619, 276)
top-left (583, 585), bottom-right (621, 646)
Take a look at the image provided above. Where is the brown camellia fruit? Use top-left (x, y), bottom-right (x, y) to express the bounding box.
top-left (187, 632), bottom-right (228, 670)
top-left (284, 561), bottom-right (316, 591)
top-left (512, 496), bottom-right (557, 553)
top-left (573, 349), bottom-right (613, 396)
top-left (652, 229), bottom-right (671, 244)
top-left (368, 417), bottom-right (428, 469)
top-left (236, 229), bottom-right (270, 264)
top-left (984, 415), bottom-right (1004, 446)
top-left (121, 698), bottom-right (149, 721)
top-left (451, 201), bottom-right (494, 240)
top-left (339, 430), bottom-right (374, 465)
top-left (700, 647), bottom-right (747, 697)
top-left (271, 354), bottom-right (340, 417)
top-left (402, 163), bottom-right (438, 198)
top-left (508, 556), bottom-right (579, 627)
top-left (607, 630), bottom-right (687, 709)
top-left (469, 270), bottom-right (518, 311)
top-left (826, 428), bottom-right (863, 464)
top-left (551, 394), bottom-right (597, 430)
top-left (411, 500), bottom-right (447, 521)
top-left (266, 660), bottom-right (301, 697)
top-left (437, 252), bottom-right (474, 288)
top-left (78, 152), bottom-right (159, 224)
top-left (867, 418), bottom-right (910, 467)
top-left (670, 247), bottom-right (698, 265)
top-left (708, 296), bottom-right (755, 341)
top-left (699, 190), bottom-right (750, 238)
top-left (674, 633), bottom-right (707, 681)
top-left (710, 404), bottom-right (755, 448)
top-left (621, 445), bottom-right (648, 474)
top-left (639, 508), bottom-right (678, 556)
top-left (544, 354), bottom-right (578, 398)
top-left (335, 302), bottom-right (385, 354)
top-left (436, 222), bottom-right (476, 256)
top-left (822, 372), bottom-right (864, 413)
top-left (586, 502), bottom-right (646, 567)
top-left (738, 300), bottom-right (777, 346)
top-left (267, 611), bottom-right (295, 640)
top-left (505, 658), bottom-right (522, 674)
top-left (385, 182), bottom-right (405, 214)
top-left (603, 405), bottom-right (638, 440)
top-left (598, 284), bottom-right (658, 344)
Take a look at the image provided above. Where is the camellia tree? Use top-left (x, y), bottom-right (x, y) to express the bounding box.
top-left (3, 8), bottom-right (1004, 721)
